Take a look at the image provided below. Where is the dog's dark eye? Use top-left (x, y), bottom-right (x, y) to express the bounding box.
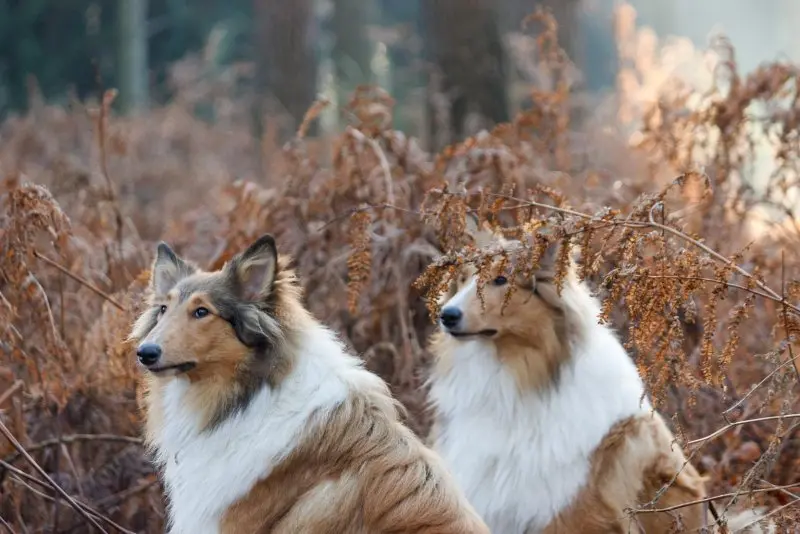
top-left (193, 307), bottom-right (210, 319)
top-left (159, 305), bottom-right (167, 314)
top-left (493, 276), bottom-right (508, 286)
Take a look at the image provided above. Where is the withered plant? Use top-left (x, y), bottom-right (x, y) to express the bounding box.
top-left (1, 8), bottom-right (799, 532)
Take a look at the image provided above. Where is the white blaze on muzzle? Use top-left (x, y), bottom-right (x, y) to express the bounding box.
top-left (142, 315), bottom-right (168, 347)
top-left (442, 278), bottom-right (477, 314)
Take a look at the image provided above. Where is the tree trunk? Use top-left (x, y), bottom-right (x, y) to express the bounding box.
top-left (422, 0), bottom-right (509, 150)
top-left (117, 0), bottom-right (149, 114)
top-left (253, 0), bottom-right (318, 141)
top-left (332, 0), bottom-right (373, 98)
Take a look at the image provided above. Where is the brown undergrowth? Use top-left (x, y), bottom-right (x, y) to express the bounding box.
top-left (1, 9), bottom-right (800, 532)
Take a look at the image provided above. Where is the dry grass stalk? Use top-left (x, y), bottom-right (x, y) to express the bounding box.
top-left (1, 9), bottom-right (799, 531)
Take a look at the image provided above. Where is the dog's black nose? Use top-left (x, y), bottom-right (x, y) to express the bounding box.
top-left (137, 343), bottom-right (162, 366)
top-left (439, 307), bottom-right (463, 329)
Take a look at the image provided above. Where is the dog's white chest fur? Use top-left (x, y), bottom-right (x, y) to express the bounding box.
top-left (430, 326), bottom-right (650, 533)
top-left (151, 330), bottom-right (363, 534)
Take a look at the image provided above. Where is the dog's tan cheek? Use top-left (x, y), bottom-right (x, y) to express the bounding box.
top-left (485, 289), bottom-right (524, 333)
top-left (187, 319), bottom-right (220, 358)
top-left (158, 316), bottom-right (182, 357)
top-left (203, 320), bottom-right (245, 363)
top-left (462, 295), bottom-right (487, 331)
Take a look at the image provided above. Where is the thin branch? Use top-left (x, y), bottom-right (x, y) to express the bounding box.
top-left (0, 381), bottom-right (23, 409)
top-left (96, 90), bottom-right (115, 201)
top-left (728, 497), bottom-right (799, 533)
top-left (0, 419), bottom-right (107, 533)
top-left (0, 514), bottom-right (15, 534)
top-left (647, 202), bottom-right (785, 303)
top-left (319, 203), bottom-right (417, 231)
top-left (347, 127), bottom-right (396, 206)
top-left (639, 274), bottom-right (777, 303)
top-left (638, 424), bottom-right (713, 514)
top-left (95, 478), bottom-right (159, 508)
top-left (33, 251), bottom-right (126, 311)
top-left (50, 419), bottom-right (63, 531)
top-left (724, 354), bottom-right (800, 416)
top-left (687, 414), bottom-right (800, 446)
top-left (96, 88), bottom-right (125, 256)
top-left (0, 460), bottom-right (134, 534)
top-left (486, 193), bottom-right (593, 220)
top-left (780, 249), bottom-right (800, 381)
top-left (481, 193), bottom-right (800, 314)
top-left (7, 474), bottom-right (74, 517)
top-left (2, 434), bottom-right (143, 465)
top-left (759, 479), bottom-right (800, 501)
top-left (707, 501), bottom-right (729, 534)
top-left (23, 273), bottom-right (60, 353)
top-left (327, 195), bottom-right (800, 319)
top-left (631, 482), bottom-right (800, 515)
top-left (60, 442), bottom-right (86, 500)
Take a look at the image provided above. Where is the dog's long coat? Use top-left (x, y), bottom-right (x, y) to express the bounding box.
top-left (427, 222), bottom-right (771, 533)
top-left (130, 235), bottom-right (489, 534)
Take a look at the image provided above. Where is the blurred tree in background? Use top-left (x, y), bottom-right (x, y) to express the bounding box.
top-left (0, 0), bottom-right (603, 145)
top-left (331, 0), bottom-right (374, 101)
top-left (253, 0), bottom-right (317, 139)
top-left (117, 0), bottom-right (149, 113)
top-left (421, 0), bottom-right (509, 150)
top-left (0, 0), bottom-right (116, 112)
top-left (0, 0), bottom-right (254, 115)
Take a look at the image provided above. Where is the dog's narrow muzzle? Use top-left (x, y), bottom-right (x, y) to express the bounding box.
top-left (137, 343), bottom-right (162, 367)
top-left (440, 307), bottom-right (463, 329)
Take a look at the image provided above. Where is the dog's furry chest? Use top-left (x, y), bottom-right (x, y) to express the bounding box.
top-left (430, 339), bottom-right (650, 534)
top-left (162, 447), bottom-right (244, 534)
top-left (434, 409), bottom-right (597, 533)
top-left (153, 370), bottom-right (350, 534)
top-left (155, 385), bottom-right (293, 534)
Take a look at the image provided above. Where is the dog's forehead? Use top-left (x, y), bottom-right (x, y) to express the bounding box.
top-left (459, 263), bottom-right (477, 278)
top-left (173, 271), bottom-right (228, 303)
top-left (466, 241), bottom-right (525, 271)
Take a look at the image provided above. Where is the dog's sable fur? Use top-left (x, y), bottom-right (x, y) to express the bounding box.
top-left (130, 234), bottom-right (489, 534)
top-left (426, 220), bottom-right (771, 533)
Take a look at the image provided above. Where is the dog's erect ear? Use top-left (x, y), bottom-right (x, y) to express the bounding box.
top-left (464, 213), bottom-right (496, 249)
top-left (465, 212), bottom-right (480, 236)
top-left (152, 242), bottom-right (195, 295)
top-left (228, 234), bottom-right (278, 302)
top-left (536, 237), bottom-right (561, 275)
top-left (520, 234), bottom-right (565, 304)
top-left (520, 230), bottom-right (563, 289)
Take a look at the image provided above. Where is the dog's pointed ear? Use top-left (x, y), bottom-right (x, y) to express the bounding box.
top-left (465, 212), bottom-right (480, 236)
top-left (464, 213), bottom-right (496, 249)
top-left (523, 229), bottom-right (563, 281)
top-left (152, 242), bottom-right (195, 295)
top-left (227, 234), bottom-right (278, 302)
top-left (537, 237), bottom-right (561, 274)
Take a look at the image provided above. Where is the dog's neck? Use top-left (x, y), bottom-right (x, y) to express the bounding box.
top-left (427, 292), bottom-right (651, 533)
top-left (491, 335), bottom-right (569, 392)
top-left (143, 323), bottom-right (369, 534)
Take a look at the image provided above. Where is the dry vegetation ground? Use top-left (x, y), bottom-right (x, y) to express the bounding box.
top-left (2, 10), bottom-right (800, 533)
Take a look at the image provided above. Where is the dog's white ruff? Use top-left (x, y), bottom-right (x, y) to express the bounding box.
top-left (430, 280), bottom-right (651, 533)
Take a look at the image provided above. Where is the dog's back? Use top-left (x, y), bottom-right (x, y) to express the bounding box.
top-left (541, 411), bottom-right (707, 533)
top-left (220, 385), bottom-right (489, 534)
